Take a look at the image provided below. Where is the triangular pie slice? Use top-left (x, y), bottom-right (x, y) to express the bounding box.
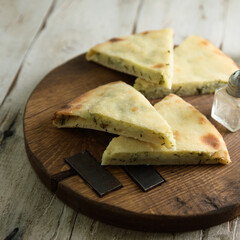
top-left (86, 29), bottom-right (174, 89)
top-left (102, 94), bottom-right (230, 165)
top-left (53, 81), bottom-right (175, 148)
top-left (134, 35), bottom-right (239, 99)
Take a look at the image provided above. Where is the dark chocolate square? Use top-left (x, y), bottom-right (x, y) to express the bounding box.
top-left (65, 151), bottom-right (122, 197)
top-left (123, 165), bottom-right (165, 191)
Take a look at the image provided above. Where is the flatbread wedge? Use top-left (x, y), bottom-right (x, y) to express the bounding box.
top-left (86, 29), bottom-right (174, 89)
top-left (102, 94), bottom-right (230, 165)
top-left (134, 35), bottom-right (239, 99)
top-left (53, 81), bottom-right (175, 148)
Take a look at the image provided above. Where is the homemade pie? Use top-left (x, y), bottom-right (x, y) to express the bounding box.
top-left (53, 81), bottom-right (175, 148)
top-left (134, 35), bottom-right (239, 99)
top-left (86, 29), bottom-right (174, 89)
top-left (102, 94), bottom-right (230, 165)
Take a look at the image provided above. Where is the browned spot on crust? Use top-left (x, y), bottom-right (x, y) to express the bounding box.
top-left (201, 133), bottom-right (220, 149)
top-left (213, 49), bottom-right (224, 56)
top-left (141, 31), bottom-right (149, 35)
top-left (163, 101), bottom-right (170, 105)
top-left (176, 67), bottom-right (182, 72)
top-left (131, 107), bottom-right (138, 112)
top-left (174, 130), bottom-right (181, 140)
top-left (224, 150), bottom-right (229, 160)
top-left (152, 63), bottom-right (165, 68)
top-left (199, 116), bottom-right (207, 125)
top-left (75, 104), bottom-right (83, 109)
top-left (107, 81), bottom-right (123, 85)
top-left (60, 104), bottom-right (72, 111)
top-left (70, 90), bottom-right (94, 105)
top-left (188, 105), bottom-right (197, 112)
top-left (164, 94), bottom-right (175, 102)
top-left (55, 104), bottom-right (74, 116)
top-left (52, 113), bottom-right (68, 122)
top-left (199, 40), bottom-right (209, 46)
top-left (109, 37), bottom-right (124, 42)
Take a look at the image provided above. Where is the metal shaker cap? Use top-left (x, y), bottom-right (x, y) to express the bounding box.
top-left (226, 70), bottom-right (240, 98)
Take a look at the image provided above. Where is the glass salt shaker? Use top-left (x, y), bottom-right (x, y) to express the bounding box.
top-left (211, 70), bottom-right (240, 132)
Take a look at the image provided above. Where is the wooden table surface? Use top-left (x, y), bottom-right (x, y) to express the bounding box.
top-left (1, 0), bottom-right (240, 239)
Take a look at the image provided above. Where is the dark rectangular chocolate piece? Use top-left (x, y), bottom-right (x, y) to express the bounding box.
top-left (123, 165), bottom-right (165, 192)
top-left (65, 151), bottom-right (122, 197)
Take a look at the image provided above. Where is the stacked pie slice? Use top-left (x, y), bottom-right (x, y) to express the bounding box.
top-left (53, 83), bottom-right (230, 165)
top-left (86, 30), bottom-right (238, 99)
top-left (87, 29), bottom-right (174, 89)
top-left (53, 81), bottom-right (175, 148)
top-left (134, 35), bottom-right (239, 99)
top-left (102, 94), bottom-right (230, 165)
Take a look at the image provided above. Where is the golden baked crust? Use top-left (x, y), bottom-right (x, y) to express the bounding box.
top-left (53, 81), bottom-right (175, 148)
top-left (86, 29), bottom-right (174, 89)
top-left (102, 94), bottom-right (230, 165)
top-left (134, 35), bottom-right (239, 99)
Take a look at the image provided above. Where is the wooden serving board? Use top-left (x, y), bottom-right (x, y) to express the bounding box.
top-left (24, 53), bottom-right (240, 232)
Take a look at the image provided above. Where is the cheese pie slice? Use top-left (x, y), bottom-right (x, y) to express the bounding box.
top-left (53, 81), bottom-right (175, 148)
top-left (102, 94), bottom-right (230, 165)
top-left (86, 29), bottom-right (174, 89)
top-left (134, 35), bottom-right (239, 99)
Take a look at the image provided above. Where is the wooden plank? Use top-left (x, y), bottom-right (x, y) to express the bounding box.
top-left (233, 217), bottom-right (240, 239)
top-left (72, 216), bottom-right (202, 239)
top-left (0, 113), bottom-right (76, 239)
top-left (0, 0), bottom-right (54, 106)
top-left (25, 53), bottom-right (240, 232)
top-left (0, 0), bottom-right (140, 239)
top-left (199, 0), bottom-right (240, 238)
top-left (221, 0), bottom-right (240, 64)
top-left (69, 0), bottom-right (239, 238)
top-left (136, 0), bottom-right (237, 236)
top-left (70, 214), bottom-right (201, 239)
top-left (202, 221), bottom-right (238, 239)
top-left (137, 0), bottom-right (228, 46)
top-left (2, 0), bottom-right (240, 238)
top-left (0, 0), bottom-right (140, 144)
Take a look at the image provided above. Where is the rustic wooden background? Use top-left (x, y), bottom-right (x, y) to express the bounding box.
top-left (1, 0), bottom-right (240, 239)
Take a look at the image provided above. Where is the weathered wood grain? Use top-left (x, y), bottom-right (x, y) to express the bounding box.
top-left (1, 0), bottom-right (240, 238)
top-left (24, 53), bottom-right (240, 232)
top-left (0, 0), bottom-right (142, 239)
top-left (0, 0), bottom-right (54, 107)
top-left (137, 0), bottom-right (228, 46)
top-left (199, 0), bottom-right (240, 237)
top-left (0, 0), bottom-right (140, 145)
top-left (134, 0), bottom-right (240, 238)
top-left (71, 214), bottom-right (202, 240)
top-left (0, 113), bottom-right (76, 239)
top-left (202, 221), bottom-right (238, 240)
top-left (222, 0), bottom-right (240, 64)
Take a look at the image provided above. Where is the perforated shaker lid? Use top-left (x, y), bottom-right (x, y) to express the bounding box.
top-left (226, 70), bottom-right (240, 98)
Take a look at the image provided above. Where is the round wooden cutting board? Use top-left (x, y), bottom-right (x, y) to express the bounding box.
top-left (24, 53), bottom-right (240, 232)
